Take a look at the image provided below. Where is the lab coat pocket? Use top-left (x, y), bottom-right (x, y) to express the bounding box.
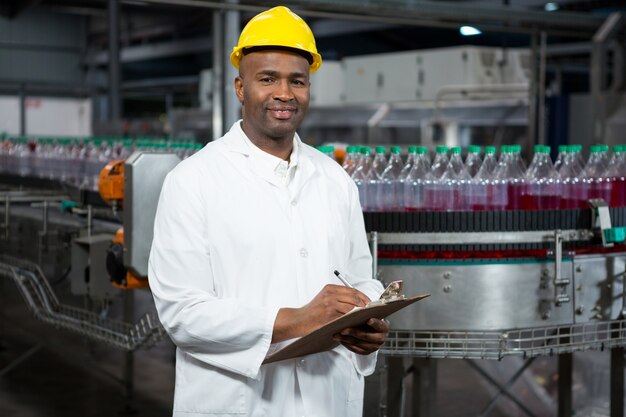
top-left (175, 351), bottom-right (247, 414)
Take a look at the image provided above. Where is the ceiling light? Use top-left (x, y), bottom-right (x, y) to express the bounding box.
top-left (460, 26), bottom-right (482, 36)
top-left (544, 2), bottom-right (559, 11)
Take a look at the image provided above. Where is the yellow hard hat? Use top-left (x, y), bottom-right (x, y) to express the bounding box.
top-left (230, 6), bottom-right (322, 73)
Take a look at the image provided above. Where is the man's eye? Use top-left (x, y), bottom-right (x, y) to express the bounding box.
top-left (260, 78), bottom-right (274, 84)
top-left (291, 79), bottom-right (306, 86)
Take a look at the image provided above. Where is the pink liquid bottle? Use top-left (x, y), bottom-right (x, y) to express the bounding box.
top-left (424, 146), bottom-right (449, 211)
top-left (352, 146), bottom-right (372, 210)
top-left (469, 146), bottom-right (499, 211)
top-left (493, 145), bottom-right (526, 210)
top-left (559, 146), bottom-right (587, 209)
top-left (403, 146), bottom-right (431, 211)
top-left (465, 145), bottom-right (482, 178)
top-left (378, 146), bottom-right (404, 211)
top-left (583, 145), bottom-right (612, 205)
top-left (524, 145), bottom-right (562, 210)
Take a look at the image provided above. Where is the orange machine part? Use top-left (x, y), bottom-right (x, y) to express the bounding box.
top-left (110, 227), bottom-right (149, 289)
top-left (98, 159), bottom-right (125, 207)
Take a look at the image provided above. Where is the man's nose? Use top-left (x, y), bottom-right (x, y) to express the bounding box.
top-left (272, 79), bottom-right (294, 101)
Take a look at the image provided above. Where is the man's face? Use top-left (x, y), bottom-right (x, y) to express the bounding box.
top-left (235, 50), bottom-right (310, 142)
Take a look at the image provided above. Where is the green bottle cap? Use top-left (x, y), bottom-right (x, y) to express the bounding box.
top-left (485, 146), bottom-right (496, 154)
top-left (451, 147), bottom-right (462, 154)
top-left (360, 146), bottom-right (371, 154)
top-left (375, 146), bottom-right (386, 154)
top-left (416, 146), bottom-right (428, 154)
top-left (390, 146), bottom-right (401, 154)
top-left (407, 146), bottom-right (418, 153)
top-left (467, 145), bottom-right (481, 153)
top-left (435, 146), bottom-right (448, 153)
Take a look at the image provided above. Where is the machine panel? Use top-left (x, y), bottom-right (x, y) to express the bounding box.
top-left (380, 260), bottom-right (574, 331)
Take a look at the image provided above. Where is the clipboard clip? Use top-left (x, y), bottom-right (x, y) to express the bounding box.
top-left (367, 280), bottom-right (406, 306)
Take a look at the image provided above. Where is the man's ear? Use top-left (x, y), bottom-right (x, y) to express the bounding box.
top-left (235, 76), bottom-right (244, 105)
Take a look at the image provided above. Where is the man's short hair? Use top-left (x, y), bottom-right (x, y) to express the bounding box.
top-left (242, 45), bottom-right (314, 65)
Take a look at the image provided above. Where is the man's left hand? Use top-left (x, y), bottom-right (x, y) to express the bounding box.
top-left (333, 318), bottom-right (389, 355)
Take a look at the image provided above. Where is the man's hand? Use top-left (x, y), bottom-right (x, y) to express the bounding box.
top-left (332, 318), bottom-right (389, 355)
top-left (272, 284), bottom-right (370, 343)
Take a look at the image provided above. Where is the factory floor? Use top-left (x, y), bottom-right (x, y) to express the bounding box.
top-left (0, 279), bottom-right (620, 417)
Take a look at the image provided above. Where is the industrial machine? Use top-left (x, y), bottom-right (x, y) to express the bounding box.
top-left (365, 204), bottom-right (626, 416)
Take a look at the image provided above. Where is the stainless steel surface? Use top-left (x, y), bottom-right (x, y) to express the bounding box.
top-left (373, 229), bottom-right (594, 245)
top-left (380, 261), bottom-right (574, 331)
top-left (573, 255), bottom-right (626, 324)
top-left (124, 152), bottom-right (180, 277)
top-left (71, 234), bottom-right (119, 299)
top-left (0, 255), bottom-right (165, 351)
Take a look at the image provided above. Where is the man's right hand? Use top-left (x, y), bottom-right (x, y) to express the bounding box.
top-left (272, 284), bottom-right (370, 343)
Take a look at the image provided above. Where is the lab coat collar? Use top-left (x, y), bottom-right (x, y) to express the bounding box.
top-left (223, 120), bottom-right (316, 191)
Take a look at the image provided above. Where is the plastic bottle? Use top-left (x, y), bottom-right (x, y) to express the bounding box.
top-left (378, 146), bottom-right (404, 211)
top-left (436, 149), bottom-right (471, 211)
top-left (430, 146), bottom-right (449, 179)
top-left (523, 145), bottom-right (562, 210)
top-left (372, 146), bottom-right (388, 179)
top-left (342, 146), bottom-right (360, 176)
top-left (511, 144), bottom-right (527, 173)
top-left (352, 147), bottom-right (373, 210)
top-left (553, 145), bottom-right (568, 173)
top-left (492, 146), bottom-right (526, 210)
top-left (583, 145), bottom-right (612, 205)
top-left (559, 147), bottom-right (587, 209)
top-left (404, 146), bottom-right (431, 211)
top-left (468, 146), bottom-right (498, 210)
top-left (317, 145), bottom-right (336, 160)
top-left (465, 145), bottom-right (482, 178)
top-left (399, 146), bottom-right (418, 180)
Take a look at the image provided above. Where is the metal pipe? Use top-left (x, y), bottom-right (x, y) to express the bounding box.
top-left (19, 84), bottom-right (26, 136)
top-left (538, 31), bottom-right (547, 146)
top-left (224, 1), bottom-right (240, 131)
top-left (140, 0), bottom-right (601, 38)
top-left (212, 10), bottom-right (224, 140)
top-left (108, 0), bottom-right (121, 120)
top-left (528, 32), bottom-right (538, 148)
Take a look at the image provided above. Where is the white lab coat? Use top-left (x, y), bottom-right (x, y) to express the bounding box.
top-left (148, 121), bottom-right (384, 417)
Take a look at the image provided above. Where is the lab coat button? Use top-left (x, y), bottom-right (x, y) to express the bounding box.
top-left (298, 359), bottom-right (305, 366)
top-left (291, 200), bottom-right (297, 206)
top-left (299, 248), bottom-right (308, 258)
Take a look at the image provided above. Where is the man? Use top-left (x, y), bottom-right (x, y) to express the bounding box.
top-left (148, 6), bottom-right (388, 417)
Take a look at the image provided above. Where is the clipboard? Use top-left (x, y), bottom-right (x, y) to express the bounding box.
top-left (263, 281), bottom-right (430, 365)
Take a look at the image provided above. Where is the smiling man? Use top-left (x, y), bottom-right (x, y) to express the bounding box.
top-left (148, 6), bottom-right (388, 417)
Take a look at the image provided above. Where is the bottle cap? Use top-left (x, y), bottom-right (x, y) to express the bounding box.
top-left (390, 146), bottom-right (401, 154)
top-left (375, 146), bottom-right (386, 153)
top-left (558, 145), bottom-right (567, 152)
top-left (416, 146), bottom-right (428, 154)
top-left (435, 145), bottom-right (448, 153)
top-left (485, 146), bottom-right (496, 154)
top-left (407, 146), bottom-right (418, 153)
top-left (360, 146), bottom-right (371, 154)
top-left (451, 147), bottom-right (462, 154)
top-left (590, 145), bottom-right (602, 153)
top-left (467, 145), bottom-right (481, 153)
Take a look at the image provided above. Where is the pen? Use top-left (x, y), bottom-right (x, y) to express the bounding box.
top-left (333, 270), bottom-right (354, 288)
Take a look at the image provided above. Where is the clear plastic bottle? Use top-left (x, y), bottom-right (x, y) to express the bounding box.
top-left (430, 145), bottom-right (449, 179)
top-left (352, 146), bottom-right (373, 210)
top-left (399, 146), bottom-right (418, 180)
top-left (553, 145), bottom-right (568, 173)
top-left (559, 147), bottom-right (587, 209)
top-left (511, 144), bottom-right (528, 174)
top-left (372, 146), bottom-right (388, 179)
top-left (583, 145), bottom-right (612, 205)
top-left (493, 146), bottom-right (526, 210)
top-left (465, 145), bottom-right (482, 178)
top-left (469, 146), bottom-right (498, 210)
top-left (378, 146), bottom-right (404, 211)
top-left (436, 152), bottom-right (471, 211)
top-left (404, 146), bottom-right (431, 211)
top-left (523, 145), bottom-right (562, 210)
top-left (342, 146), bottom-right (360, 176)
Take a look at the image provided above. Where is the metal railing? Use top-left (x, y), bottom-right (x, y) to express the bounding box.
top-left (382, 320), bottom-right (626, 360)
top-left (0, 255), bottom-right (165, 351)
